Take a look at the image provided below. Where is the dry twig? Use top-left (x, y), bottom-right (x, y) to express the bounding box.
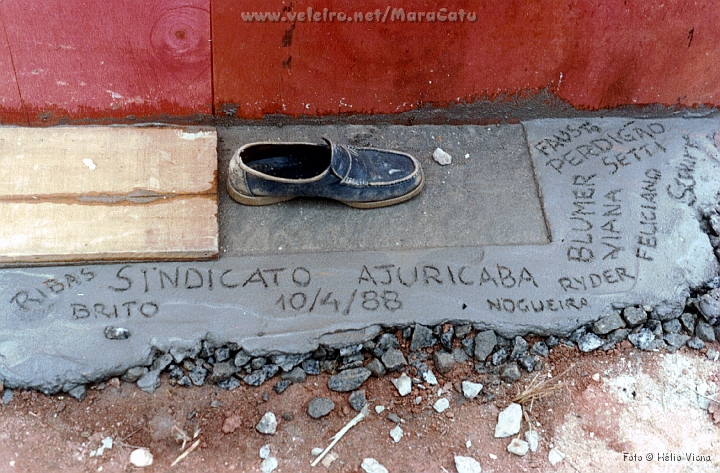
top-left (171, 439), bottom-right (201, 467)
top-left (311, 405), bottom-right (369, 467)
top-left (512, 365), bottom-right (575, 406)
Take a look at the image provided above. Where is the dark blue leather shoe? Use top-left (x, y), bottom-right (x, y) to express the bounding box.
top-left (228, 138), bottom-right (424, 208)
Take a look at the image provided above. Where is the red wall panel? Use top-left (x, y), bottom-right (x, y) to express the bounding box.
top-left (0, 0), bottom-right (212, 124)
top-left (212, 0), bottom-right (720, 118)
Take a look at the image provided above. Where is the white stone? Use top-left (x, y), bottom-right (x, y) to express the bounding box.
top-left (494, 403), bottom-right (522, 438)
top-left (260, 457), bottom-right (278, 473)
top-left (433, 148), bottom-right (452, 165)
top-left (375, 405), bottom-right (385, 414)
top-left (311, 447), bottom-right (323, 456)
top-left (361, 458), bottom-right (389, 473)
top-left (548, 448), bottom-right (565, 466)
top-left (256, 412), bottom-right (278, 435)
top-left (129, 448), bottom-right (153, 467)
top-left (466, 440), bottom-right (472, 448)
top-left (423, 370), bottom-right (438, 385)
top-left (259, 444), bottom-right (271, 459)
top-left (462, 381), bottom-right (483, 399)
top-left (454, 455), bottom-right (482, 473)
top-left (433, 398), bottom-right (450, 413)
top-left (524, 430), bottom-right (539, 452)
top-left (390, 425), bottom-right (403, 443)
top-left (392, 373), bottom-right (412, 397)
top-left (507, 438), bottom-right (529, 456)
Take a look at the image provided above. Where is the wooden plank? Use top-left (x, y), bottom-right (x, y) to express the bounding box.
top-left (0, 0), bottom-right (211, 124)
top-left (0, 14), bottom-right (26, 124)
top-left (0, 126), bottom-right (218, 265)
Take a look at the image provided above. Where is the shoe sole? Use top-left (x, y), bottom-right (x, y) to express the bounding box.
top-left (227, 174), bottom-right (424, 209)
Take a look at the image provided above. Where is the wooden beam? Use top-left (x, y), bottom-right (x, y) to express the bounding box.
top-left (0, 126), bottom-right (218, 265)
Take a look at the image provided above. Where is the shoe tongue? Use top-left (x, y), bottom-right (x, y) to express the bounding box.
top-left (326, 138), bottom-right (368, 186)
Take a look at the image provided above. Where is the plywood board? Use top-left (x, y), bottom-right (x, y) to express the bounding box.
top-left (0, 126), bottom-right (218, 265)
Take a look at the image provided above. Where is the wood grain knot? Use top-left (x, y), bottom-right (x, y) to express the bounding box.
top-left (150, 6), bottom-right (210, 71)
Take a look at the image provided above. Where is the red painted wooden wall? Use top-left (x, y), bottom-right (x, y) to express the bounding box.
top-left (0, 0), bottom-right (719, 124)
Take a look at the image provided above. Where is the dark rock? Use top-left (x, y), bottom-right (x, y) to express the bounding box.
top-left (453, 347), bottom-right (470, 364)
top-left (623, 306), bottom-right (648, 326)
top-left (340, 354), bottom-right (364, 371)
top-left (651, 300), bottom-right (685, 321)
top-left (373, 333), bottom-right (400, 357)
top-left (607, 328), bottom-right (630, 344)
top-left (545, 335), bottom-right (560, 348)
top-left (199, 340), bottom-right (214, 359)
top-left (402, 327), bottom-right (412, 340)
top-left (592, 311), bottom-right (626, 335)
top-left (320, 359), bottom-right (338, 374)
top-left (696, 321), bottom-right (716, 342)
top-left (273, 380), bottom-right (292, 394)
top-left (214, 347), bottom-right (231, 363)
top-left (499, 363), bottom-right (521, 383)
top-left (168, 365), bottom-right (184, 379)
top-left (189, 366), bottom-right (208, 386)
top-left (381, 348), bottom-right (407, 371)
top-left (182, 360), bottom-right (195, 371)
top-left (461, 338), bottom-right (475, 357)
top-left (217, 377), bottom-right (241, 390)
top-left (177, 376), bottom-right (192, 387)
top-left (312, 346), bottom-right (328, 359)
top-left (688, 337), bottom-right (705, 350)
top-left (455, 324), bottom-right (472, 339)
top-left (170, 343), bottom-right (201, 363)
top-left (440, 326), bottom-right (454, 352)
top-left (645, 319), bottom-right (663, 337)
top-left (496, 335), bottom-right (510, 347)
top-left (301, 359), bottom-right (321, 375)
top-left (365, 358), bottom-right (386, 378)
top-left (570, 327), bottom-right (587, 343)
top-left (664, 333), bottom-right (691, 348)
top-left (363, 340), bottom-right (376, 352)
top-left (578, 333), bottom-right (603, 352)
top-left (151, 353), bottom-right (174, 372)
top-left (104, 326), bottom-right (130, 340)
top-left (474, 330), bottom-right (497, 361)
top-left (510, 336), bottom-right (529, 360)
top-left (628, 329), bottom-right (655, 350)
top-left (411, 360), bottom-right (429, 378)
top-left (67, 385), bottom-right (87, 401)
top-left (339, 344), bottom-right (363, 357)
top-left (517, 354), bottom-right (537, 372)
top-left (697, 293), bottom-right (720, 320)
top-left (491, 348), bottom-right (508, 366)
top-left (308, 397), bottom-right (335, 418)
top-left (410, 324), bottom-right (436, 351)
top-left (137, 370), bottom-right (161, 393)
top-left (433, 351), bottom-right (455, 374)
top-left (250, 357), bottom-right (267, 370)
top-left (243, 370), bottom-right (268, 387)
top-left (121, 366), bottom-right (148, 383)
top-left (209, 362), bottom-right (238, 384)
top-left (271, 353), bottom-right (310, 372)
top-left (680, 312), bottom-right (697, 335)
top-left (349, 390), bottom-right (367, 411)
top-left (662, 318), bottom-right (682, 334)
top-left (281, 366), bottom-right (306, 383)
top-left (531, 341), bottom-right (549, 357)
top-left (328, 368), bottom-right (371, 392)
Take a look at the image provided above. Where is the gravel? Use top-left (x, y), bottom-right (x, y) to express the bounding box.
top-left (433, 398), bottom-right (450, 413)
top-left (695, 320), bottom-right (716, 342)
top-left (410, 324), bottom-right (436, 351)
top-left (454, 456), bottom-right (482, 473)
top-left (104, 326), bottom-right (130, 340)
top-left (531, 341), bottom-right (549, 357)
top-left (260, 457), bottom-right (278, 473)
top-left (392, 373), bottom-right (412, 396)
top-left (365, 358), bottom-right (386, 377)
top-left (623, 306), bottom-right (648, 326)
top-left (301, 359), bottom-right (320, 375)
top-left (328, 368), bottom-right (371, 392)
top-left (592, 311), bottom-right (626, 335)
top-left (473, 330), bottom-right (497, 361)
top-left (548, 447), bottom-right (565, 465)
top-left (381, 348), bottom-right (407, 371)
top-left (491, 348), bottom-right (508, 366)
top-left (422, 370), bottom-right (438, 385)
top-left (189, 366), bottom-right (208, 386)
top-left (121, 366), bottom-right (148, 384)
top-left (307, 397), bottom-right (335, 418)
top-left (664, 333), bottom-right (691, 348)
top-left (500, 362), bottom-right (521, 383)
top-left (281, 366), bottom-right (306, 383)
top-left (433, 351), bottom-right (455, 374)
top-left (136, 370), bottom-right (161, 394)
top-left (697, 293), bottom-right (720, 320)
top-left (389, 425), bottom-right (403, 443)
top-left (525, 430), bottom-right (539, 452)
top-left (688, 337), bottom-right (706, 350)
top-left (361, 458), bottom-right (388, 473)
top-left (462, 381), bottom-right (483, 399)
top-left (628, 328), bottom-right (656, 350)
top-left (510, 336), bottom-right (529, 360)
top-left (507, 438), bottom-right (529, 456)
top-left (373, 333), bottom-right (400, 357)
top-left (256, 412), bottom-right (277, 435)
top-left (272, 380), bottom-right (291, 394)
top-left (495, 403), bottom-right (522, 438)
top-left (578, 333), bottom-right (604, 352)
top-left (349, 390), bottom-right (367, 411)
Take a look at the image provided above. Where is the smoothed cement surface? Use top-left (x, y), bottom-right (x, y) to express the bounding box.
top-left (217, 124), bottom-right (549, 254)
top-left (1, 119), bottom-right (719, 392)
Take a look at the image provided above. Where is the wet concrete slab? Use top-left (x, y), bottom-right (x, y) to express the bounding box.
top-left (1, 119), bottom-right (719, 393)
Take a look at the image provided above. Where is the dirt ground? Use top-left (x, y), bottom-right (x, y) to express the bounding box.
top-left (0, 340), bottom-right (718, 473)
